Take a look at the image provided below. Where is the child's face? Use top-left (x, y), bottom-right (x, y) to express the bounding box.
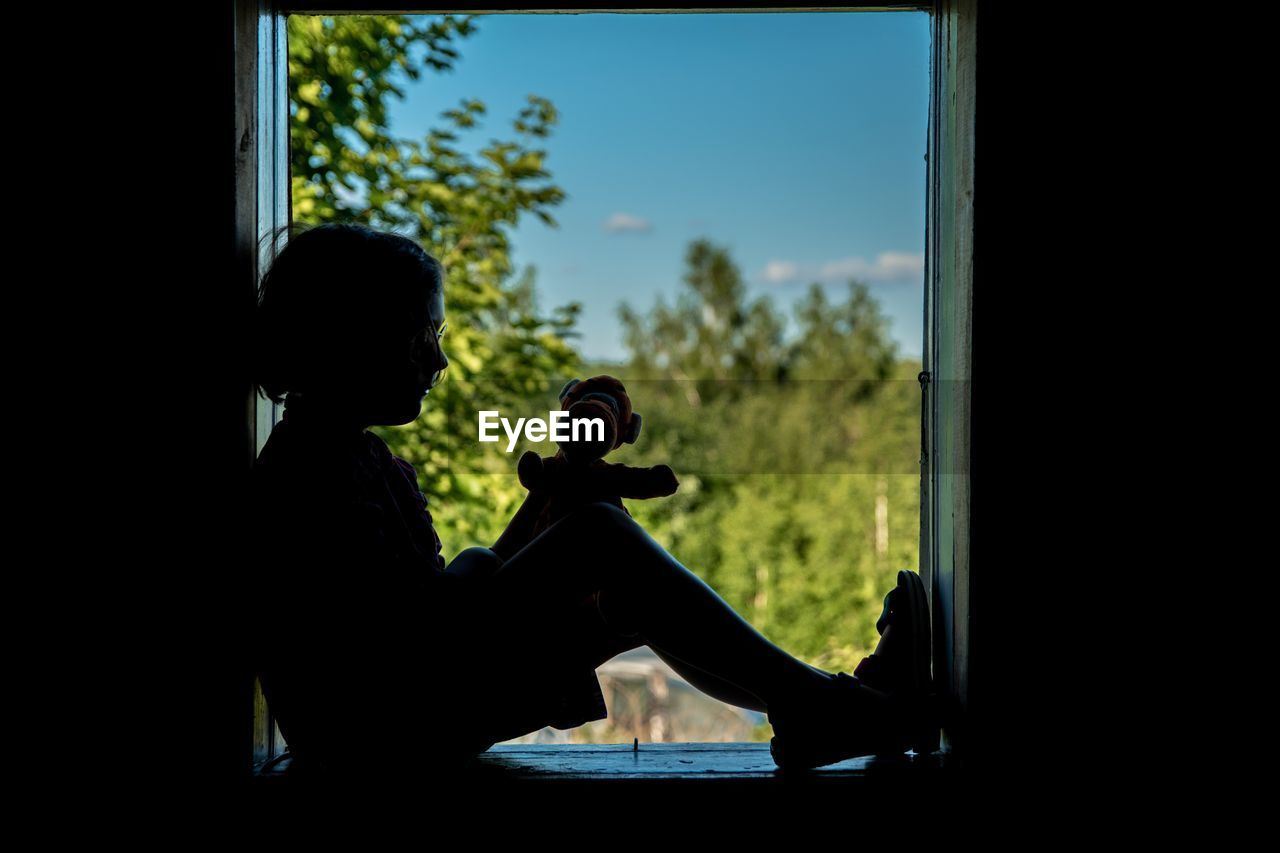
top-left (354, 283), bottom-right (448, 427)
top-left (410, 286), bottom-right (449, 394)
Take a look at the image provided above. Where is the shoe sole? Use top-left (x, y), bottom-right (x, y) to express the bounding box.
top-left (896, 569), bottom-right (930, 697)
top-left (895, 569), bottom-right (939, 753)
top-left (770, 734), bottom-right (852, 772)
top-left (769, 729), bottom-right (900, 772)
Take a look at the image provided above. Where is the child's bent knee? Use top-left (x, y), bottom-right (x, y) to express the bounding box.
top-left (573, 501), bottom-right (633, 530)
top-left (446, 546), bottom-right (505, 579)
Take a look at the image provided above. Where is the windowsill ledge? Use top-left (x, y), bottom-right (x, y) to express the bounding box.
top-left (253, 741), bottom-right (958, 793)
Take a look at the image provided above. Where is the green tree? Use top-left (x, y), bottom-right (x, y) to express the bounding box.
top-left (287, 14), bottom-right (582, 548)
top-left (617, 239), bottom-right (921, 673)
top-left (619, 239), bottom-right (785, 390)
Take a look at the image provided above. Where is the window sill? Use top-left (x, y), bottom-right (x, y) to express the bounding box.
top-left (253, 741), bottom-right (958, 794)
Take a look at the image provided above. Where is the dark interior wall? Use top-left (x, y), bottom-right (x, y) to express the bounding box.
top-left (87, 4), bottom-right (255, 788)
top-left (185, 2), bottom-right (256, 787)
top-left (966, 0), bottom-right (1057, 763)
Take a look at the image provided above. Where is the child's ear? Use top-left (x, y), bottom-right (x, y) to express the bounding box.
top-left (558, 378), bottom-right (581, 404)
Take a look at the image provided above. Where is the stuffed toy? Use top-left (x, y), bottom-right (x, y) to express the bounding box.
top-left (518, 375), bottom-right (678, 538)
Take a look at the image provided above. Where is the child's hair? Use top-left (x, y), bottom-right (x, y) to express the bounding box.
top-left (253, 222), bottom-right (445, 405)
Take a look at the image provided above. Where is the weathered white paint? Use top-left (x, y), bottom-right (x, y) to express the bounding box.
top-left (238, 0), bottom-right (290, 765)
top-left (922, 0), bottom-right (974, 752)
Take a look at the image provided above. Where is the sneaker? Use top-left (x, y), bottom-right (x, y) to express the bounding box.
top-left (767, 672), bottom-right (926, 771)
top-left (767, 570), bottom-right (938, 770)
top-left (858, 569), bottom-right (932, 699)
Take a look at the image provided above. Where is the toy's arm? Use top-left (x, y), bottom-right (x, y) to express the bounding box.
top-left (583, 460), bottom-right (679, 500)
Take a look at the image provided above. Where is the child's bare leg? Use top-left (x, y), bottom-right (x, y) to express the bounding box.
top-left (648, 647), bottom-right (771, 712)
top-left (449, 545), bottom-right (647, 669)
top-left (466, 554), bottom-right (770, 710)
top-left (485, 502), bottom-right (836, 713)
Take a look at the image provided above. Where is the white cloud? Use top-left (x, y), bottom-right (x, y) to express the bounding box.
top-left (604, 212), bottom-right (652, 234)
top-left (762, 260), bottom-right (800, 283)
top-left (759, 251), bottom-right (924, 285)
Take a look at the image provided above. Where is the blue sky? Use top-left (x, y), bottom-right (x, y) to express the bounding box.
top-left (389, 11), bottom-right (930, 362)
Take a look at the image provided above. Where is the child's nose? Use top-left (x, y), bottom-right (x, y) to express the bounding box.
top-left (418, 349), bottom-right (447, 388)
top-left (429, 348), bottom-right (448, 377)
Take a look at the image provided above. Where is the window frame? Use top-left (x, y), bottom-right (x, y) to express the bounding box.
top-left (234, 0), bottom-right (975, 766)
top-left (921, 0), bottom-right (975, 752)
top-left (235, 0), bottom-right (290, 765)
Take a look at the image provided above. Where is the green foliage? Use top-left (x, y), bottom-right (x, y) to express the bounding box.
top-left (617, 240), bottom-right (921, 672)
top-left (287, 14), bottom-right (582, 549)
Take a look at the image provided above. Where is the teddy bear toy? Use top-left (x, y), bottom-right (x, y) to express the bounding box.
top-left (517, 375), bottom-right (679, 538)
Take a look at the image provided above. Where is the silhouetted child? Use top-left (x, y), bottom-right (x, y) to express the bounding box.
top-left (250, 222), bottom-right (936, 780)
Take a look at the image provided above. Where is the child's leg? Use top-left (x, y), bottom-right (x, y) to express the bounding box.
top-left (451, 545), bottom-right (647, 670)
top-left (648, 646), bottom-right (772, 712)
top-left (484, 501), bottom-right (836, 713)
top-left (444, 546), bottom-right (505, 582)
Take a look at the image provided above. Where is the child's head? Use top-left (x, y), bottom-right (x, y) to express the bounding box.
top-left (253, 222), bottom-right (448, 426)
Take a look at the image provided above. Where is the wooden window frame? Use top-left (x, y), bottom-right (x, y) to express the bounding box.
top-left (234, 0), bottom-right (975, 767)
